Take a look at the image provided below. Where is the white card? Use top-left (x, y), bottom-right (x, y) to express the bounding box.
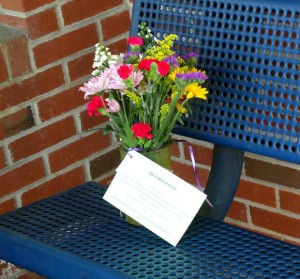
top-left (103, 150), bottom-right (207, 246)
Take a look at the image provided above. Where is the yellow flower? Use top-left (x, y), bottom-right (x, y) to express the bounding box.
top-left (124, 90), bottom-right (142, 106)
top-left (176, 103), bottom-right (187, 113)
top-left (185, 83), bottom-right (209, 100)
top-left (147, 34), bottom-right (177, 60)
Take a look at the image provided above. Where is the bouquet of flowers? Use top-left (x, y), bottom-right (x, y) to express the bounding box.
top-left (80, 23), bottom-right (208, 152)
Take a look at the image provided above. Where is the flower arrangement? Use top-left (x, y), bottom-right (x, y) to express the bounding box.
top-left (80, 23), bottom-right (208, 152)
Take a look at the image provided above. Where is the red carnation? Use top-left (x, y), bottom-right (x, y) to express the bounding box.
top-left (138, 59), bottom-right (159, 71)
top-left (128, 36), bottom-right (144, 46)
top-left (138, 59), bottom-right (170, 76)
top-left (156, 61), bottom-right (170, 76)
top-left (87, 96), bottom-right (105, 116)
top-left (131, 123), bottom-right (154, 140)
top-left (117, 64), bottom-right (133, 79)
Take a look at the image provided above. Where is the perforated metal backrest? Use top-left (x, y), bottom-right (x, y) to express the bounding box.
top-left (130, 0), bottom-right (300, 164)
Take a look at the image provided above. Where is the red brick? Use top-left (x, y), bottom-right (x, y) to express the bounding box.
top-left (0, 0), bottom-right (24, 11)
top-left (1, 107), bottom-right (35, 138)
top-left (251, 206), bottom-right (300, 239)
top-left (38, 86), bottom-right (84, 121)
top-left (21, 166), bottom-right (85, 206)
top-left (101, 11), bottom-right (131, 41)
top-left (26, 9), bottom-right (59, 39)
top-left (33, 25), bottom-right (98, 68)
top-left (235, 179), bottom-right (276, 207)
top-left (18, 271), bottom-right (45, 279)
top-left (0, 121), bottom-right (4, 141)
top-left (226, 200), bottom-right (248, 222)
top-left (68, 51), bottom-right (94, 81)
top-left (100, 175), bottom-right (115, 186)
top-left (0, 147), bottom-right (6, 169)
top-left (6, 34), bottom-right (31, 77)
top-left (244, 157), bottom-right (300, 189)
top-left (0, 14), bottom-right (27, 29)
top-left (172, 161), bottom-right (209, 187)
top-left (108, 38), bottom-right (128, 54)
top-left (9, 116), bottom-right (76, 162)
top-left (280, 190), bottom-right (300, 214)
top-left (170, 142), bottom-right (180, 158)
top-left (0, 65), bottom-right (64, 111)
top-left (80, 109), bottom-right (108, 132)
top-left (0, 198), bottom-right (16, 214)
top-left (183, 142), bottom-right (213, 167)
top-left (49, 131), bottom-right (111, 173)
top-left (0, 158), bottom-right (45, 198)
top-left (90, 148), bottom-right (120, 179)
top-left (62, 0), bottom-right (123, 26)
top-left (0, 0), bottom-right (54, 12)
top-left (0, 46), bottom-right (9, 82)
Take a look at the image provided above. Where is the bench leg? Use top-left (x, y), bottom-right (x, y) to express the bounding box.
top-left (199, 144), bottom-right (244, 221)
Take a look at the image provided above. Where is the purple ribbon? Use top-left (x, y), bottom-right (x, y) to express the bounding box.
top-left (176, 140), bottom-right (213, 208)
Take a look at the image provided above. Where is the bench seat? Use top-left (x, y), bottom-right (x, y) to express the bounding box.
top-left (0, 181), bottom-right (299, 278)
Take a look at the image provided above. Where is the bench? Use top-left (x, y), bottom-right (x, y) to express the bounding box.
top-left (0, 0), bottom-right (300, 278)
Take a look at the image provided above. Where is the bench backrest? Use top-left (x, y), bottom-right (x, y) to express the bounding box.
top-left (130, 0), bottom-right (300, 164)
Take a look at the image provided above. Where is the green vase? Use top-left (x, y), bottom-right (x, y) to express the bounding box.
top-left (119, 144), bottom-right (172, 226)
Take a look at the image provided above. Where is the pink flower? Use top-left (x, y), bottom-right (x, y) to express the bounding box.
top-left (87, 96), bottom-right (106, 116)
top-left (79, 76), bottom-right (110, 100)
top-left (117, 64), bottom-right (133, 79)
top-left (131, 123), bottom-right (154, 140)
top-left (128, 36), bottom-right (143, 46)
top-left (105, 98), bottom-right (120, 113)
top-left (106, 64), bottom-right (127, 90)
top-left (131, 70), bottom-right (144, 87)
top-left (108, 64), bottom-right (143, 89)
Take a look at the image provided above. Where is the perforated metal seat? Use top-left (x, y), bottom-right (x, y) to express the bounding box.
top-left (131, 0), bottom-right (300, 220)
top-left (0, 182), bottom-right (299, 278)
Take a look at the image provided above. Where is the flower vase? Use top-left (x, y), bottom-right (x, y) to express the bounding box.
top-left (119, 144), bottom-right (172, 226)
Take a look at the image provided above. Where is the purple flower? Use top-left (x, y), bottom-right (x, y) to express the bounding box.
top-left (123, 51), bottom-right (140, 61)
top-left (181, 52), bottom-right (199, 61)
top-left (163, 55), bottom-right (179, 67)
top-left (176, 72), bottom-right (208, 80)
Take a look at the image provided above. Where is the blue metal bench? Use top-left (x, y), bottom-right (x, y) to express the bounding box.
top-left (0, 0), bottom-right (300, 278)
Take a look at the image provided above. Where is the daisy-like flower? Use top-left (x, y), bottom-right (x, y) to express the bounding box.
top-left (108, 64), bottom-right (143, 90)
top-left (131, 70), bottom-right (144, 87)
top-left (79, 76), bottom-right (110, 99)
top-left (184, 83), bottom-right (209, 100)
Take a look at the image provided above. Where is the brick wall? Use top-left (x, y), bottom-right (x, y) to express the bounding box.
top-left (176, 140), bottom-right (300, 246)
top-left (0, 0), bottom-right (299, 277)
top-left (0, 0), bottom-right (133, 277)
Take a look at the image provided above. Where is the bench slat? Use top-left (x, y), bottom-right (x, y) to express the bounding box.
top-left (131, 0), bottom-right (300, 164)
